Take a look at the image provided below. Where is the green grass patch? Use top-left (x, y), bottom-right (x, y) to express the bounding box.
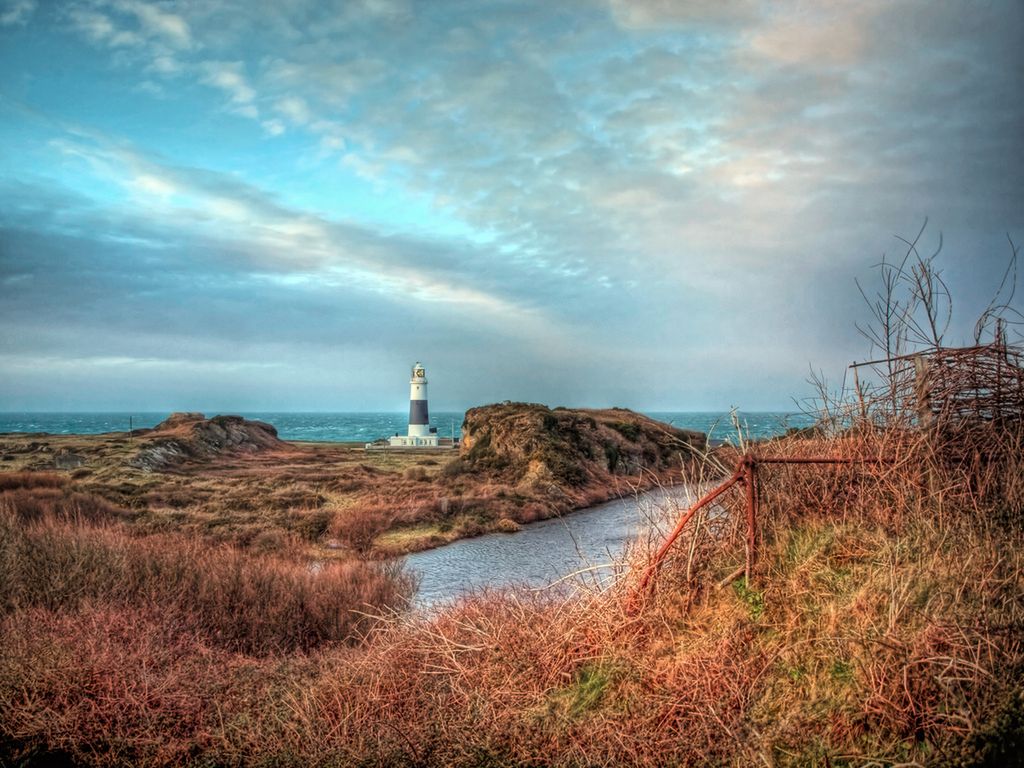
top-left (374, 522), bottom-right (445, 549)
top-left (544, 662), bottom-right (618, 721)
top-left (829, 659), bottom-right (854, 684)
top-left (782, 525), bottom-right (836, 571)
top-left (733, 579), bottom-right (765, 620)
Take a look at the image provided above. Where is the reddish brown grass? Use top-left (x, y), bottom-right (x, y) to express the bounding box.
top-left (330, 503), bottom-right (395, 557)
top-left (0, 491), bottom-right (414, 656)
top-left (0, 471), bottom-right (65, 492)
top-left (2, 401), bottom-right (1021, 767)
top-left (2, 421), bottom-right (1022, 766)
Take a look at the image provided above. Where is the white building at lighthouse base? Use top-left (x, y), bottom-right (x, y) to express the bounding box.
top-left (388, 433), bottom-right (440, 448)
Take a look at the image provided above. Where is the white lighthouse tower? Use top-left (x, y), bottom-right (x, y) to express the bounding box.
top-left (407, 362), bottom-right (430, 437)
top-left (388, 362), bottom-right (440, 448)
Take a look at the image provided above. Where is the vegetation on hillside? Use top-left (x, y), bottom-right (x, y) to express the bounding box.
top-left (0, 406), bottom-right (697, 559)
top-left (459, 402), bottom-right (704, 487)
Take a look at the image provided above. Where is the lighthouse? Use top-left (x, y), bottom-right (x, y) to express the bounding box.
top-left (386, 362), bottom-right (445, 448)
top-left (407, 362), bottom-right (430, 437)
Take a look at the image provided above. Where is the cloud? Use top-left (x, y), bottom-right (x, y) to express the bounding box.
top-left (68, 7), bottom-right (143, 47)
top-left (261, 118), bottom-right (285, 136)
top-left (66, 1), bottom-right (191, 50)
top-left (118, 0), bottom-right (191, 48)
top-left (606, 0), bottom-right (760, 29)
top-left (745, 5), bottom-right (875, 66)
top-left (148, 54), bottom-right (181, 74)
top-left (199, 60), bottom-right (257, 115)
top-left (0, 0), bottom-right (35, 26)
top-left (48, 2), bottom-right (1024, 296)
top-left (4, 0), bottom-right (1023, 410)
top-left (274, 95), bottom-right (311, 125)
top-left (35, 128), bottom-right (565, 338)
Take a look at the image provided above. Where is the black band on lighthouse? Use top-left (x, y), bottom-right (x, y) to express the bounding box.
top-left (409, 399), bottom-right (429, 425)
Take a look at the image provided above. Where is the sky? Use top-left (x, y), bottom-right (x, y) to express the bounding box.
top-left (0, 0), bottom-right (1022, 413)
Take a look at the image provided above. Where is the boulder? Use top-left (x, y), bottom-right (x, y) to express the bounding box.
top-left (129, 413), bottom-right (284, 471)
top-left (54, 449), bottom-right (86, 470)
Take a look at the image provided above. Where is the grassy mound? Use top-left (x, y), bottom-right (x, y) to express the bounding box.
top-left (129, 413), bottom-right (287, 471)
top-left (460, 403), bottom-right (705, 486)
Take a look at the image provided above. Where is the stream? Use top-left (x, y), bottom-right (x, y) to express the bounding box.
top-left (403, 485), bottom-right (697, 609)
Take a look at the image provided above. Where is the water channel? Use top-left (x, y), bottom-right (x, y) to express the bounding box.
top-left (403, 485), bottom-right (697, 609)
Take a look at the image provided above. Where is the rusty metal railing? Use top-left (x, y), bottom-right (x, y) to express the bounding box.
top-left (631, 453), bottom-right (894, 608)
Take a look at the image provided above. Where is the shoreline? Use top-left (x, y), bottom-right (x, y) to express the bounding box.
top-left (370, 469), bottom-right (689, 558)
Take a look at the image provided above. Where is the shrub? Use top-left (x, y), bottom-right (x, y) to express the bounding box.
top-left (291, 507), bottom-right (334, 541)
top-left (0, 472), bottom-right (65, 492)
top-left (0, 497), bottom-right (414, 655)
top-left (610, 421), bottom-right (641, 442)
top-left (404, 466), bottom-right (428, 481)
top-left (604, 443), bottom-right (620, 472)
top-left (441, 458), bottom-right (467, 478)
top-left (330, 505), bottom-right (395, 557)
top-left (494, 518), bottom-right (521, 533)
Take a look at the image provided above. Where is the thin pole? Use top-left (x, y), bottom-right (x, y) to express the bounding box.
top-left (745, 458), bottom-right (757, 586)
top-left (852, 364), bottom-right (868, 424)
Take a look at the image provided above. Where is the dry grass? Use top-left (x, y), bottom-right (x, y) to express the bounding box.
top-left (0, 490), bottom-right (414, 657)
top-left (0, 425), bottom-right (685, 561)
top-left (311, 421), bottom-right (1023, 766)
top-left (3, 396), bottom-right (1023, 764)
top-left (2, 416), bottom-right (1022, 765)
top-left (0, 471), bottom-right (66, 492)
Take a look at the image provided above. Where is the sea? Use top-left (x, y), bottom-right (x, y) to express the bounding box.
top-left (0, 411), bottom-right (815, 443)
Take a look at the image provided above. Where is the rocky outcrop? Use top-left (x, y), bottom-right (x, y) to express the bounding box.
top-left (130, 413), bottom-right (284, 471)
top-left (459, 403), bottom-right (706, 492)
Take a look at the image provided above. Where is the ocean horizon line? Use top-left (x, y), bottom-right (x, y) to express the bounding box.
top-left (0, 410), bottom-right (816, 442)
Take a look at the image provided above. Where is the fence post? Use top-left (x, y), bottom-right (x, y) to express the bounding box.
top-left (744, 456), bottom-right (757, 587)
top-left (914, 353), bottom-right (940, 503)
top-left (913, 354), bottom-right (933, 429)
top-left (852, 363), bottom-right (869, 425)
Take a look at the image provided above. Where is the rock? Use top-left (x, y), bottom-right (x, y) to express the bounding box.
top-left (129, 413), bottom-right (284, 471)
top-left (517, 458), bottom-right (556, 493)
top-left (460, 403), bottom-right (706, 489)
top-left (54, 449), bottom-right (86, 470)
